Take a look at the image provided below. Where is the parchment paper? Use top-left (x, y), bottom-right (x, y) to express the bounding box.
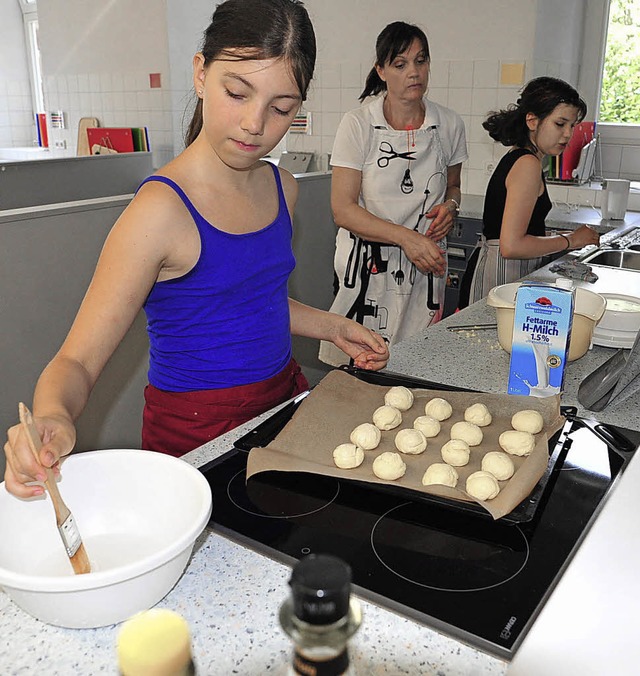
top-left (247, 370), bottom-right (565, 519)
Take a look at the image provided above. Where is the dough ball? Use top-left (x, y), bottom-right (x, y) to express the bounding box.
top-left (466, 471), bottom-right (501, 501)
top-left (394, 428), bottom-right (427, 455)
top-left (372, 451), bottom-right (407, 481)
top-left (499, 430), bottom-right (536, 457)
top-left (413, 415), bottom-right (441, 438)
top-left (422, 463), bottom-right (459, 488)
top-left (440, 439), bottom-right (471, 467)
top-left (511, 409), bottom-right (544, 434)
top-left (424, 397), bottom-right (453, 421)
top-left (450, 421), bottom-right (483, 446)
top-left (481, 451), bottom-right (515, 481)
top-left (372, 405), bottom-right (402, 431)
top-left (332, 443), bottom-right (364, 469)
top-left (464, 403), bottom-right (493, 427)
top-left (349, 423), bottom-right (381, 450)
top-left (384, 386), bottom-right (414, 411)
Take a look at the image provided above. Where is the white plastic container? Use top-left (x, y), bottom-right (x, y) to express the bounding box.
top-left (0, 449), bottom-right (212, 628)
top-left (601, 179), bottom-right (630, 220)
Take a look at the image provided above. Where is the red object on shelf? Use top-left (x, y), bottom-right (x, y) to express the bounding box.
top-left (86, 127), bottom-right (135, 154)
top-left (36, 113), bottom-right (49, 148)
top-left (561, 121), bottom-right (595, 180)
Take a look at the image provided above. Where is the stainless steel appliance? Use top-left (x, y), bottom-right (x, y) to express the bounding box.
top-left (200, 368), bottom-right (639, 659)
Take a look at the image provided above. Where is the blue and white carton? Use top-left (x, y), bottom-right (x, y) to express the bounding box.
top-left (507, 282), bottom-right (574, 397)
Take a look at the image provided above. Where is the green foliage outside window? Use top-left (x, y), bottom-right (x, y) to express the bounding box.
top-left (599, 0), bottom-right (640, 123)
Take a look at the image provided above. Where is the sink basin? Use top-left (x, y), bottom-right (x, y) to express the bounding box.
top-left (582, 249), bottom-right (640, 271)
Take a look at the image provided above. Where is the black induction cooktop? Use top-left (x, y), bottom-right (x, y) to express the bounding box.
top-left (200, 368), bottom-right (640, 659)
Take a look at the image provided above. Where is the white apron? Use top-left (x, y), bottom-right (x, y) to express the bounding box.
top-left (320, 119), bottom-right (449, 366)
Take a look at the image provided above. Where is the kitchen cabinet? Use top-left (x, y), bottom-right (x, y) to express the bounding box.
top-left (444, 216), bottom-right (482, 316)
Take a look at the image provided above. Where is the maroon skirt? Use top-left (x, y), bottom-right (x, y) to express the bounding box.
top-left (142, 358), bottom-right (309, 457)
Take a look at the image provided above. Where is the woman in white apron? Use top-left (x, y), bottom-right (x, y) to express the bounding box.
top-left (319, 21), bottom-right (467, 366)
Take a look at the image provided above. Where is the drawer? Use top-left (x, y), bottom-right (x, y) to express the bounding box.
top-left (449, 217), bottom-right (482, 246)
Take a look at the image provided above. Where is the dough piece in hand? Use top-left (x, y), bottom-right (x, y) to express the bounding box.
top-left (384, 386), bottom-right (414, 411)
top-left (466, 470), bottom-right (501, 500)
top-left (464, 403), bottom-right (492, 427)
top-left (413, 415), bottom-right (441, 438)
top-left (372, 451), bottom-right (407, 480)
top-left (333, 443), bottom-right (365, 469)
top-left (422, 463), bottom-right (458, 488)
top-left (424, 397), bottom-right (453, 421)
top-left (450, 421), bottom-right (483, 446)
top-left (440, 439), bottom-right (471, 467)
top-left (350, 423), bottom-right (381, 450)
top-left (372, 405), bottom-right (402, 431)
top-left (481, 451), bottom-right (515, 481)
top-left (511, 409), bottom-right (544, 434)
top-left (499, 430), bottom-right (535, 457)
top-left (394, 428), bottom-right (427, 455)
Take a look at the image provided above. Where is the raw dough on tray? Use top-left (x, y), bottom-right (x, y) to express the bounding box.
top-left (511, 409), bottom-right (544, 434)
top-left (440, 439), bottom-right (471, 467)
top-left (372, 451), bottom-right (407, 480)
top-left (350, 423), bottom-right (381, 450)
top-left (424, 397), bottom-right (453, 421)
top-left (499, 430), bottom-right (535, 457)
top-left (384, 386), bottom-right (414, 411)
top-left (481, 451), bottom-right (515, 481)
top-left (333, 443), bottom-right (365, 469)
top-left (394, 428), bottom-right (427, 455)
top-left (466, 470), bottom-right (500, 500)
top-left (372, 405), bottom-right (402, 431)
top-left (413, 415), bottom-right (441, 438)
top-left (422, 462), bottom-right (459, 488)
top-left (450, 421), bottom-right (483, 446)
top-left (464, 403), bottom-right (493, 427)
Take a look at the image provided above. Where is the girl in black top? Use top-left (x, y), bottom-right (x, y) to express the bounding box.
top-left (459, 77), bottom-right (599, 308)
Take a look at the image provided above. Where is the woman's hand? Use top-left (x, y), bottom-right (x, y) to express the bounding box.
top-left (565, 225), bottom-right (600, 250)
top-left (330, 318), bottom-right (390, 371)
top-left (424, 202), bottom-right (456, 241)
top-left (400, 228), bottom-right (447, 276)
top-left (3, 414), bottom-right (76, 498)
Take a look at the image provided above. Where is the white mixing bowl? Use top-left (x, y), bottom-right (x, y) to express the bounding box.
top-left (487, 282), bottom-right (606, 361)
top-left (0, 449), bottom-right (212, 628)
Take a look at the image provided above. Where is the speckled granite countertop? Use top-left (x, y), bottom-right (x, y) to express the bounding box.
top-left (3, 217), bottom-right (639, 675)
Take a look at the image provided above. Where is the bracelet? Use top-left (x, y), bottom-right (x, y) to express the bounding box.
top-left (446, 198), bottom-right (460, 213)
top-left (560, 233), bottom-right (572, 250)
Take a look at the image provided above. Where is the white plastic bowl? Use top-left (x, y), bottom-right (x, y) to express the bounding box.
top-left (0, 449), bottom-right (212, 628)
top-left (487, 282), bottom-right (606, 361)
top-left (592, 293), bottom-right (640, 348)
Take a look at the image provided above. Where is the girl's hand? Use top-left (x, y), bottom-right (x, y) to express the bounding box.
top-left (566, 225), bottom-right (600, 249)
top-left (3, 415), bottom-right (76, 498)
top-left (400, 229), bottom-right (446, 276)
top-left (424, 202), bottom-right (456, 241)
top-left (331, 319), bottom-right (389, 371)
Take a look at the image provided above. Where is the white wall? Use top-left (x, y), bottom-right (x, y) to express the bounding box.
top-left (0, 0), bottom-right (36, 147)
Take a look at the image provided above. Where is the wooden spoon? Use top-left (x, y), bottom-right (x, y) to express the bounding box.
top-left (19, 403), bottom-right (91, 575)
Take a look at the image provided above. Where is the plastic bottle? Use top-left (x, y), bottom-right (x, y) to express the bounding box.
top-left (279, 554), bottom-right (362, 676)
top-left (117, 608), bottom-right (196, 676)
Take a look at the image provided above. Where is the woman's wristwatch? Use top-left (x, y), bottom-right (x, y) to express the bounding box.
top-left (445, 198), bottom-right (460, 214)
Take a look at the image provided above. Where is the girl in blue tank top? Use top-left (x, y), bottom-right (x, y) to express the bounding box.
top-left (4, 0), bottom-right (390, 491)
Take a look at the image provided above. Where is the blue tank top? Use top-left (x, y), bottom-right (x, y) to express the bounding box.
top-left (140, 163), bottom-right (295, 392)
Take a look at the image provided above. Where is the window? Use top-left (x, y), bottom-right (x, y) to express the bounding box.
top-left (18, 0), bottom-right (44, 115)
top-left (599, 0), bottom-right (640, 124)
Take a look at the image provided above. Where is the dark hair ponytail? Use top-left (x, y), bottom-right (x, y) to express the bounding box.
top-left (359, 21), bottom-right (430, 102)
top-left (483, 76), bottom-right (587, 148)
top-left (185, 0), bottom-right (316, 147)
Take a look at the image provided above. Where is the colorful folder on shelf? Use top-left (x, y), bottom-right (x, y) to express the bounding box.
top-left (561, 121), bottom-right (595, 180)
top-left (87, 127), bottom-right (134, 154)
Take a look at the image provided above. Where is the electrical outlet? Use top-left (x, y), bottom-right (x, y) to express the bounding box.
top-left (484, 160), bottom-right (496, 176)
top-left (54, 140), bottom-right (67, 149)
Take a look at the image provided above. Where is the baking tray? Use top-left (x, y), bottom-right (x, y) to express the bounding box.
top-left (234, 366), bottom-right (572, 524)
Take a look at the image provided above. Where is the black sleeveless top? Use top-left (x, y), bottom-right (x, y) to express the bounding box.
top-left (482, 148), bottom-right (552, 239)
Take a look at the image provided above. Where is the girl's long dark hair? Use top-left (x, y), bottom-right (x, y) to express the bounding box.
top-left (359, 21), bottom-right (430, 102)
top-left (185, 0), bottom-right (316, 147)
top-left (483, 76), bottom-right (587, 148)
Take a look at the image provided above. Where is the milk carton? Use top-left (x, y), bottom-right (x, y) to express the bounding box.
top-left (507, 282), bottom-right (574, 397)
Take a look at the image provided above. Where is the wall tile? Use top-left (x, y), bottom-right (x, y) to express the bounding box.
top-left (473, 61), bottom-right (499, 88)
top-left (448, 88), bottom-right (471, 116)
top-left (470, 88), bottom-right (498, 117)
top-left (449, 61), bottom-right (473, 89)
